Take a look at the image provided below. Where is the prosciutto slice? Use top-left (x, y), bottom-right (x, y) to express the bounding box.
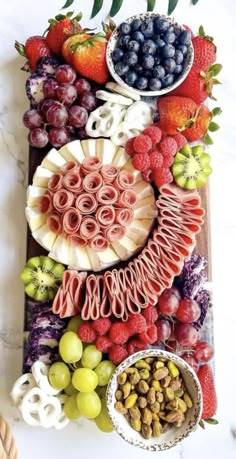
top-left (79, 217), bottom-right (100, 239)
top-left (75, 193), bottom-right (98, 215)
top-left (38, 191), bottom-right (53, 214)
top-left (96, 185), bottom-right (119, 205)
top-left (52, 270), bottom-right (87, 318)
top-left (62, 208), bottom-right (82, 234)
top-left (82, 172), bottom-right (103, 194)
top-left (62, 168), bottom-right (83, 193)
top-left (115, 208), bottom-right (134, 227)
top-left (48, 173), bottom-right (63, 192)
top-left (101, 165), bottom-right (119, 183)
top-left (114, 170), bottom-right (135, 190)
top-left (96, 206), bottom-right (115, 227)
top-left (47, 212), bottom-right (62, 234)
top-left (53, 189), bottom-right (74, 212)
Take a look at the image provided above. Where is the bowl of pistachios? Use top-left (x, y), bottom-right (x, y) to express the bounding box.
top-left (106, 349), bottom-right (202, 451)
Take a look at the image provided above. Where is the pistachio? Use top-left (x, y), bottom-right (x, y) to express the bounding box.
top-left (129, 405), bottom-right (141, 420)
top-left (142, 407), bottom-right (153, 425)
top-left (158, 411), bottom-right (166, 421)
top-left (162, 422), bottom-right (171, 433)
top-left (156, 392), bottom-right (164, 403)
top-left (141, 424), bottom-right (152, 439)
top-left (147, 387), bottom-right (156, 405)
top-left (152, 420), bottom-right (162, 437)
top-left (152, 413), bottom-right (159, 421)
top-left (137, 396), bottom-right (147, 409)
top-left (125, 393), bottom-right (138, 409)
top-left (175, 388), bottom-right (184, 398)
top-left (139, 369), bottom-right (150, 380)
top-left (135, 360), bottom-right (151, 370)
top-left (125, 367), bottom-right (136, 375)
top-left (153, 367), bottom-right (169, 380)
top-left (167, 361), bottom-right (179, 378)
top-left (130, 418), bottom-right (141, 432)
top-left (166, 399), bottom-right (178, 410)
top-left (121, 382), bottom-right (131, 399)
top-left (115, 389), bottom-right (123, 401)
top-left (150, 401), bottom-right (160, 413)
top-left (169, 379), bottom-right (182, 391)
top-left (151, 380), bottom-right (162, 392)
top-left (137, 380), bottom-right (149, 394)
top-left (176, 397), bottom-right (187, 413)
top-left (165, 411), bottom-right (181, 423)
top-left (161, 375), bottom-right (171, 388)
top-left (115, 401), bottom-right (128, 414)
top-left (117, 372), bottom-right (127, 385)
top-left (145, 357), bottom-right (155, 364)
top-left (174, 410), bottom-right (185, 427)
top-left (183, 393), bottom-right (193, 408)
top-left (164, 387), bottom-right (175, 401)
top-left (153, 360), bottom-right (165, 370)
top-left (129, 370), bottom-right (141, 385)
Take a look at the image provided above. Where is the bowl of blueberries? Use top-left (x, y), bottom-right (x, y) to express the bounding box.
top-left (106, 13), bottom-right (194, 96)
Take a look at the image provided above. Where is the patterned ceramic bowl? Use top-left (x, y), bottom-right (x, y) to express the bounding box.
top-left (106, 12), bottom-right (194, 97)
top-left (106, 349), bottom-right (202, 451)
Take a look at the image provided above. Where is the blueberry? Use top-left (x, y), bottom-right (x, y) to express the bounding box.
top-left (112, 48), bottom-right (124, 63)
top-left (125, 70), bottom-right (138, 86)
top-left (119, 22), bottom-right (131, 35)
top-left (141, 39), bottom-right (157, 55)
top-left (132, 31), bottom-right (145, 44)
top-left (174, 64), bottom-right (183, 74)
top-left (163, 31), bottom-right (176, 44)
top-left (135, 77), bottom-right (148, 90)
top-left (162, 44), bottom-right (175, 58)
top-left (118, 35), bottom-right (131, 48)
top-left (130, 18), bottom-right (142, 32)
top-left (148, 78), bottom-right (162, 91)
top-left (142, 54), bottom-right (155, 69)
top-left (167, 25), bottom-right (175, 33)
top-left (134, 63), bottom-right (143, 74)
top-left (177, 44), bottom-right (188, 56)
top-left (140, 19), bottom-right (154, 38)
top-left (143, 70), bottom-right (152, 79)
top-left (152, 65), bottom-right (165, 79)
top-left (163, 58), bottom-right (176, 74)
top-left (153, 36), bottom-right (165, 48)
top-left (178, 30), bottom-right (191, 45)
top-left (123, 51), bottom-right (138, 66)
top-left (154, 56), bottom-right (161, 65)
top-left (127, 40), bottom-right (140, 53)
top-left (161, 73), bottom-right (174, 87)
top-left (114, 61), bottom-right (129, 76)
top-left (153, 17), bottom-right (169, 34)
top-left (175, 50), bottom-right (184, 65)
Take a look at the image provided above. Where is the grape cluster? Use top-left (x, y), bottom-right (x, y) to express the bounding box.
top-left (23, 64), bottom-right (99, 149)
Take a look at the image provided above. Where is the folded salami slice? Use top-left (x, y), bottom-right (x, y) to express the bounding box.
top-left (60, 161), bottom-right (79, 176)
top-left (101, 165), bottom-right (119, 184)
top-left (104, 224), bottom-right (126, 242)
top-left (88, 233), bottom-right (109, 252)
top-left (62, 208), bottom-right (82, 235)
top-left (52, 270), bottom-right (87, 318)
top-left (38, 191), bottom-right (53, 214)
top-left (53, 189), bottom-right (74, 212)
top-left (48, 173), bottom-right (63, 193)
top-left (75, 193), bottom-right (98, 215)
top-left (47, 212), bottom-right (62, 234)
top-left (96, 185), bottom-right (119, 205)
top-left (82, 274), bottom-right (103, 320)
top-left (82, 172), bottom-right (103, 194)
top-left (81, 156), bottom-right (102, 174)
top-left (115, 208), bottom-right (134, 227)
top-left (114, 170), bottom-right (135, 190)
top-left (96, 206), bottom-right (115, 227)
top-left (79, 217), bottom-right (100, 239)
top-left (118, 189), bottom-right (137, 208)
top-left (62, 168), bottom-right (83, 193)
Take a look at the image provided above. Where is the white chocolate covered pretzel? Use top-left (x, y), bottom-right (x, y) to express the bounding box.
top-left (10, 373), bottom-right (36, 406)
top-left (19, 387), bottom-right (61, 428)
top-left (85, 102), bottom-right (126, 137)
top-left (96, 90), bottom-right (133, 105)
top-left (31, 361), bottom-right (60, 396)
top-left (111, 121), bottom-right (145, 146)
top-left (124, 101), bottom-right (153, 127)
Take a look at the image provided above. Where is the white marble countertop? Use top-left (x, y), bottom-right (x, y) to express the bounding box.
top-left (1, 0), bottom-right (236, 457)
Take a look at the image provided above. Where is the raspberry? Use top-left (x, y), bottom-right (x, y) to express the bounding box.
top-left (139, 324), bottom-right (158, 344)
top-left (95, 335), bottom-right (112, 352)
top-left (133, 134), bottom-right (152, 154)
top-left (127, 338), bottom-right (148, 355)
top-left (78, 323), bottom-right (97, 343)
top-left (142, 305), bottom-right (158, 325)
top-left (141, 168), bottom-right (153, 183)
top-left (159, 137), bottom-right (178, 156)
top-left (142, 126), bottom-right (162, 145)
top-left (132, 153), bottom-right (150, 172)
top-left (91, 317), bottom-right (111, 336)
top-left (109, 345), bottom-right (128, 365)
top-left (162, 153), bottom-right (175, 168)
top-left (172, 133), bottom-right (187, 151)
top-left (109, 322), bottom-right (130, 345)
top-left (125, 137), bottom-right (136, 156)
top-left (153, 167), bottom-right (173, 188)
top-left (126, 314), bottom-right (147, 335)
top-left (149, 150), bottom-right (163, 169)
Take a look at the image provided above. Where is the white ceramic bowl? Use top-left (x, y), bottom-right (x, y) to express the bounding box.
top-left (106, 349), bottom-right (202, 451)
top-left (106, 12), bottom-right (194, 97)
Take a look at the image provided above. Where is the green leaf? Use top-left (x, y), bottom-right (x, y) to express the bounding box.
top-left (209, 122), bottom-right (220, 132)
top-left (61, 0), bottom-right (74, 9)
top-left (204, 418), bottom-right (219, 425)
top-left (204, 133), bottom-right (214, 145)
top-left (91, 0), bottom-right (104, 18)
top-left (66, 11), bottom-right (74, 18)
top-left (198, 25), bottom-right (205, 36)
top-left (209, 63), bottom-right (222, 76)
top-left (191, 0), bottom-right (199, 4)
top-left (200, 71), bottom-right (207, 78)
top-left (74, 12), bottom-right (83, 22)
top-left (212, 78), bottom-right (221, 85)
top-left (147, 0), bottom-right (156, 11)
top-left (211, 107), bottom-right (222, 117)
top-left (55, 13), bottom-right (67, 21)
top-left (110, 0), bottom-right (123, 17)
top-left (168, 0), bottom-right (179, 15)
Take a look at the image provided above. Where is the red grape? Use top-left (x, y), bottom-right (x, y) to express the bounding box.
top-left (75, 78), bottom-right (91, 94)
top-left (76, 126), bottom-right (89, 140)
top-left (46, 103), bottom-right (68, 127)
top-left (193, 341), bottom-right (214, 363)
top-left (155, 319), bottom-right (171, 342)
top-left (40, 99), bottom-right (56, 117)
top-left (29, 128), bottom-right (48, 148)
top-left (55, 65), bottom-right (77, 84)
top-left (56, 84), bottom-right (77, 106)
top-left (158, 286), bottom-right (180, 316)
top-left (48, 127), bottom-right (70, 147)
top-left (68, 105), bottom-right (88, 128)
top-left (43, 79), bottom-right (58, 99)
top-left (23, 109), bottom-right (43, 129)
top-left (181, 353), bottom-right (199, 373)
top-left (79, 92), bottom-right (97, 111)
top-left (175, 323), bottom-right (198, 347)
top-left (176, 298), bottom-right (201, 323)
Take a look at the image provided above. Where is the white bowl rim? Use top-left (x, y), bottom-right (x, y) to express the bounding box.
top-left (106, 12), bottom-right (194, 97)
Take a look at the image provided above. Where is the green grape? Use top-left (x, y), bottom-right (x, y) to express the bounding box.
top-left (81, 345), bottom-right (102, 369)
top-left (67, 315), bottom-right (84, 333)
top-left (72, 368), bottom-right (98, 392)
top-left (49, 362), bottom-right (71, 390)
top-left (64, 394), bottom-right (81, 420)
top-left (59, 331), bottom-right (83, 363)
top-left (64, 380), bottom-right (78, 396)
top-left (95, 360), bottom-right (116, 386)
top-left (95, 399), bottom-right (114, 433)
top-left (77, 391), bottom-right (101, 419)
top-left (96, 385), bottom-right (107, 400)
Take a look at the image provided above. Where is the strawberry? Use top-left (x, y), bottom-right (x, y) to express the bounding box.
top-left (182, 104), bottom-right (212, 142)
top-left (197, 364), bottom-right (217, 419)
top-left (63, 33), bottom-right (109, 85)
top-left (46, 12), bottom-right (82, 56)
top-left (102, 18), bottom-right (116, 41)
top-left (192, 26), bottom-right (216, 72)
top-left (15, 36), bottom-right (51, 72)
top-left (156, 96), bottom-right (197, 136)
top-left (168, 67), bottom-right (214, 104)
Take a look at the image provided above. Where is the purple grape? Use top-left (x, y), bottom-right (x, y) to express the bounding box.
top-left (49, 127), bottom-right (70, 147)
top-left (39, 99), bottom-right (56, 118)
top-left (79, 92), bottom-right (97, 111)
top-left (46, 104), bottom-right (68, 127)
top-left (68, 105), bottom-right (88, 128)
top-left (76, 126), bottom-right (89, 140)
top-left (55, 65), bottom-right (77, 84)
top-left (56, 84), bottom-right (77, 106)
top-left (23, 109), bottom-right (43, 129)
top-left (43, 79), bottom-right (58, 99)
top-left (74, 78), bottom-right (91, 94)
top-left (29, 128), bottom-right (49, 148)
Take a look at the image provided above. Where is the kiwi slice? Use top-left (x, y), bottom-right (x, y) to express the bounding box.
top-left (172, 144), bottom-right (212, 190)
top-left (21, 256), bottom-right (65, 302)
